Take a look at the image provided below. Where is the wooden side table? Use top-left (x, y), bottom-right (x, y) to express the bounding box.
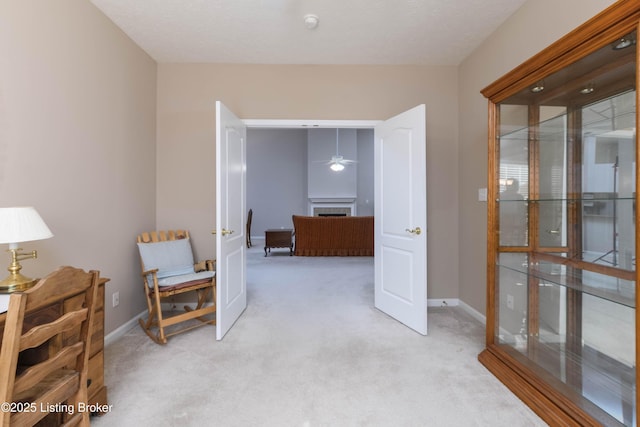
top-left (264, 229), bottom-right (293, 256)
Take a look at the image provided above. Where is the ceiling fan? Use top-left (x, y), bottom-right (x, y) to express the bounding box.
top-left (317, 129), bottom-right (357, 172)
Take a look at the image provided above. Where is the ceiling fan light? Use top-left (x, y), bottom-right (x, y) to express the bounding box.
top-left (330, 162), bottom-right (344, 172)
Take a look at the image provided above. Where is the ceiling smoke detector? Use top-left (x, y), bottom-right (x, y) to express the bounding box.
top-left (304, 14), bottom-right (319, 30)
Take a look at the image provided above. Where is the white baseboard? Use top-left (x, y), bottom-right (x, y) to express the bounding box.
top-left (108, 301), bottom-right (485, 346)
top-left (457, 300), bottom-right (486, 326)
top-left (104, 310), bottom-right (147, 347)
top-left (105, 303), bottom-right (215, 347)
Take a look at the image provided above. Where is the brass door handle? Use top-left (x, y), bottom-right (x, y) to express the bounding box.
top-left (406, 227), bottom-right (422, 235)
top-left (212, 229), bottom-right (234, 236)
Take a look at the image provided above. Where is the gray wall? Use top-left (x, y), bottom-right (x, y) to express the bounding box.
top-left (308, 128), bottom-right (357, 200)
top-left (247, 128), bottom-right (375, 240)
top-left (357, 129), bottom-right (375, 216)
top-left (247, 129), bottom-right (308, 237)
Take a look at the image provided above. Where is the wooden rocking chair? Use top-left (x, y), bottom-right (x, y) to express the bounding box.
top-left (136, 230), bottom-right (216, 344)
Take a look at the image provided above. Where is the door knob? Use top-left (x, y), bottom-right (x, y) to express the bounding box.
top-left (212, 229), bottom-right (234, 236)
top-left (406, 227), bottom-right (422, 235)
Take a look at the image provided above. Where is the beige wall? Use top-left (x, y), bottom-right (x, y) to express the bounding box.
top-left (1, 0), bottom-right (157, 334)
top-left (1, 0), bottom-right (623, 336)
top-left (457, 0), bottom-right (618, 316)
top-left (157, 64), bottom-right (460, 300)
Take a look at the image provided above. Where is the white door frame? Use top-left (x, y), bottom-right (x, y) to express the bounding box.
top-left (243, 119), bottom-right (381, 129)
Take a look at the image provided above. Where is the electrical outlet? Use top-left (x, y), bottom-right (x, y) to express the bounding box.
top-left (506, 294), bottom-right (514, 310)
top-left (112, 291), bottom-right (119, 307)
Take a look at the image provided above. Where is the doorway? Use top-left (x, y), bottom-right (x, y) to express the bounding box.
top-left (244, 122), bottom-right (376, 322)
top-left (241, 109), bottom-right (427, 335)
top-left (245, 122), bottom-right (376, 238)
top-left (216, 104), bottom-right (427, 339)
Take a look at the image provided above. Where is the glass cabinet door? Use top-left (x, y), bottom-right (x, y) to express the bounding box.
top-left (494, 30), bottom-right (637, 426)
top-left (538, 109), bottom-right (567, 249)
top-left (582, 90), bottom-right (637, 271)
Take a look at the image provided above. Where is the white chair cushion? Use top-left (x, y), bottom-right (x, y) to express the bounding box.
top-left (137, 238), bottom-right (195, 279)
top-left (157, 270), bottom-right (215, 287)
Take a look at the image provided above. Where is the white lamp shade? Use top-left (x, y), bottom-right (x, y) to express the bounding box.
top-left (0, 207), bottom-right (53, 245)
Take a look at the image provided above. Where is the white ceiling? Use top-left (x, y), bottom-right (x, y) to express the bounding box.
top-left (90, 0), bottom-right (527, 65)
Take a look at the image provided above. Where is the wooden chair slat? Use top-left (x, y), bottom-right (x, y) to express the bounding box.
top-left (20, 308), bottom-right (88, 351)
top-left (11, 371), bottom-right (79, 426)
top-left (14, 342), bottom-right (83, 396)
top-left (24, 268), bottom-right (93, 313)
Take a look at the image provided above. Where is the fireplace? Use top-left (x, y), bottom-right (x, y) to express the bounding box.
top-left (309, 199), bottom-right (356, 216)
top-left (315, 208), bottom-right (350, 217)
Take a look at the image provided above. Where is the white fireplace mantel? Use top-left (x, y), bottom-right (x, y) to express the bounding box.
top-left (308, 198), bottom-right (356, 216)
top-left (308, 197), bottom-right (356, 203)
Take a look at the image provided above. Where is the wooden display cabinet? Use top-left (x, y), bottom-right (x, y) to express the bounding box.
top-left (480, 1), bottom-right (640, 425)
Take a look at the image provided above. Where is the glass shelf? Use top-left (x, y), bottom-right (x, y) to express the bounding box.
top-left (498, 260), bottom-right (635, 308)
top-left (499, 123), bottom-right (566, 141)
top-left (497, 197), bottom-right (635, 202)
top-left (496, 338), bottom-right (635, 426)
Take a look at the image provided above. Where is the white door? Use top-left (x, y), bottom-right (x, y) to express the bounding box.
top-left (215, 101), bottom-right (247, 340)
top-left (374, 105), bottom-right (427, 335)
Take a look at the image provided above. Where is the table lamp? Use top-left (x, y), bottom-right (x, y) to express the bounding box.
top-left (0, 207), bottom-right (53, 293)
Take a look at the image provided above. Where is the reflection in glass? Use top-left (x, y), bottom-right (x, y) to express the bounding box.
top-left (582, 293), bottom-right (635, 426)
top-left (499, 104), bottom-right (529, 247)
top-left (497, 253), bottom-right (528, 351)
top-left (499, 179), bottom-right (527, 246)
top-left (539, 111), bottom-right (567, 248)
top-left (582, 91), bottom-right (636, 270)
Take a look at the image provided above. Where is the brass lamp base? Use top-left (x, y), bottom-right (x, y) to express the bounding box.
top-left (0, 248), bottom-right (39, 293)
top-left (0, 272), bottom-right (36, 293)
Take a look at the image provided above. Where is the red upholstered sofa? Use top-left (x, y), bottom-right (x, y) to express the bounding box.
top-left (292, 215), bottom-right (374, 256)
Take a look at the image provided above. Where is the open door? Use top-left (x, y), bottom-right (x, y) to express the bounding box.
top-left (215, 101), bottom-right (247, 340)
top-left (374, 105), bottom-right (427, 335)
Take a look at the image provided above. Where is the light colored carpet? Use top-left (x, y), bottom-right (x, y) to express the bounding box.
top-left (93, 245), bottom-right (546, 426)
